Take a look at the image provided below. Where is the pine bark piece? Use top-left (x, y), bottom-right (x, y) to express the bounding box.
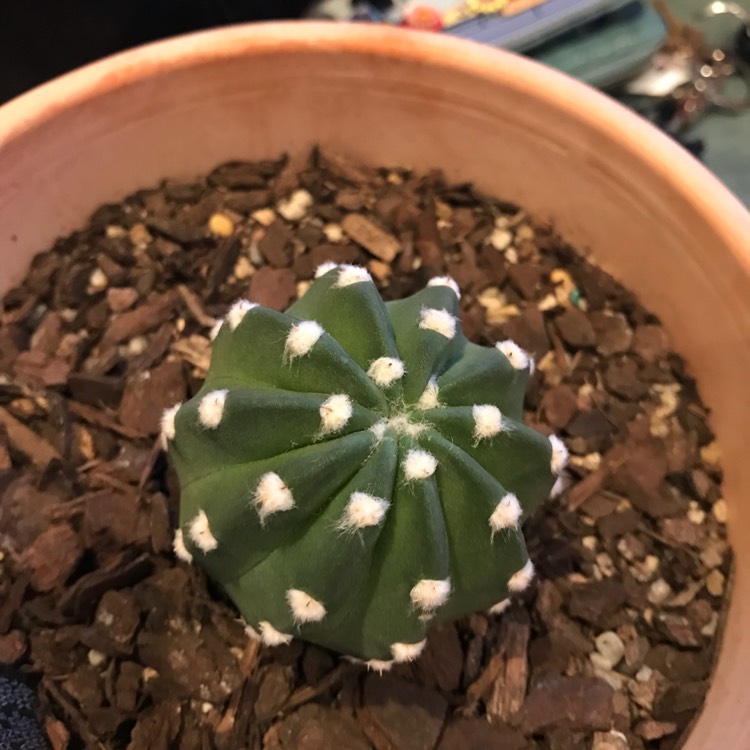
top-left (342, 213), bottom-right (400, 262)
top-left (487, 608), bottom-right (530, 725)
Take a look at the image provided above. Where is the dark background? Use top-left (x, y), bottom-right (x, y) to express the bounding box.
top-left (0, 0), bottom-right (312, 103)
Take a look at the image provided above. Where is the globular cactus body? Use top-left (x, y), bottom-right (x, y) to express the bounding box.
top-left (164, 265), bottom-right (567, 669)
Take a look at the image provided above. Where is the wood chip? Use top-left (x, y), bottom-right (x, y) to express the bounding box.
top-left (342, 213), bottom-right (400, 262)
top-left (0, 406), bottom-right (60, 469)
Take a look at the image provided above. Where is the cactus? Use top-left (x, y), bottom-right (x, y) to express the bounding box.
top-left (163, 264), bottom-right (567, 670)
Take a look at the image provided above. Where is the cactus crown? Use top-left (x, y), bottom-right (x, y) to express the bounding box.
top-left (164, 264), bottom-right (567, 670)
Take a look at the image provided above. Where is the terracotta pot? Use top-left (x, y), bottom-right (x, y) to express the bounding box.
top-left (1, 21), bottom-right (749, 746)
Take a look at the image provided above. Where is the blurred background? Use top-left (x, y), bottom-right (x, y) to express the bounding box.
top-left (0, 0), bottom-right (747, 203)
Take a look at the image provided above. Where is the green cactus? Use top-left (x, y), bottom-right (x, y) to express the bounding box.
top-left (162, 264), bottom-right (567, 670)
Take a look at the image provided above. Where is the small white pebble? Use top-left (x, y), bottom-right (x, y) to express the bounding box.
top-left (488, 598), bottom-right (511, 615)
top-left (339, 492), bottom-right (390, 531)
top-left (319, 394), bottom-right (352, 435)
top-left (706, 569), bottom-right (725, 597)
top-left (173, 529), bottom-right (193, 563)
top-left (505, 247), bottom-right (519, 264)
top-left (234, 256), bottom-right (254, 280)
top-left (595, 631), bottom-right (625, 669)
top-left (549, 434), bottom-right (569, 474)
top-left (142, 667), bottom-right (159, 682)
top-left (335, 264), bottom-right (372, 288)
top-left (402, 449), bottom-right (437, 481)
top-left (596, 552), bottom-right (615, 578)
top-left (508, 560), bottom-right (535, 592)
top-left (489, 493), bottom-right (522, 535)
top-left (201, 702), bottom-right (213, 715)
top-left (189, 510), bottom-right (218, 552)
top-left (323, 223), bottom-right (345, 243)
top-left (582, 535), bottom-right (598, 551)
top-left (277, 189), bottom-right (313, 222)
top-left (419, 308), bottom-right (456, 339)
top-left (410, 578), bottom-right (451, 612)
top-left (251, 208), bottom-right (276, 226)
top-left (254, 472), bottom-right (295, 521)
top-left (198, 389), bottom-right (228, 429)
top-left (88, 268), bottom-right (109, 293)
top-left (713, 499), bottom-right (728, 523)
top-left (367, 357), bottom-right (405, 388)
top-left (701, 611), bottom-right (719, 637)
top-left (258, 621), bottom-right (293, 646)
top-left (226, 299), bottom-right (258, 331)
top-left (88, 649), bottom-right (106, 667)
top-left (315, 261), bottom-right (339, 278)
top-left (391, 640), bottom-right (426, 663)
top-left (286, 589), bottom-right (327, 623)
top-left (366, 659), bottom-right (393, 674)
top-left (489, 228), bottom-right (513, 251)
top-left (417, 377), bottom-right (440, 409)
top-left (687, 501), bottom-right (706, 525)
top-left (285, 320), bottom-right (324, 360)
top-left (126, 336), bottom-right (148, 356)
top-left (537, 293), bottom-right (560, 312)
top-left (473, 404), bottom-right (503, 442)
top-left (208, 212), bottom-right (235, 237)
top-left (647, 578), bottom-right (672, 605)
top-left (427, 276), bottom-right (461, 298)
top-left (636, 665), bottom-right (653, 682)
top-left (160, 403), bottom-right (181, 449)
top-left (495, 339), bottom-right (531, 370)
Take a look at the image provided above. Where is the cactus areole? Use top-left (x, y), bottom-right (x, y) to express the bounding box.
top-left (163, 264), bottom-right (567, 671)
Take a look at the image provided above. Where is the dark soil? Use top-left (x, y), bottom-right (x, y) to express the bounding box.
top-left (0, 149), bottom-right (731, 750)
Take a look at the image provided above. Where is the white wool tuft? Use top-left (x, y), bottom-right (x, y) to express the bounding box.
top-left (410, 578), bottom-right (451, 611)
top-left (495, 339), bottom-right (531, 371)
top-left (286, 589), bottom-right (327, 623)
top-left (550, 475), bottom-right (566, 498)
top-left (427, 276), bottom-right (461, 298)
top-left (370, 420), bottom-right (388, 441)
top-left (285, 320), bottom-right (324, 360)
top-left (472, 404), bottom-right (503, 442)
top-left (226, 299), bottom-right (258, 331)
top-left (209, 318), bottom-right (223, 341)
top-left (277, 189), bottom-right (313, 222)
top-left (315, 261), bottom-right (340, 278)
top-left (549, 434), bottom-right (569, 475)
top-left (419, 308), bottom-right (457, 339)
top-left (417, 377), bottom-right (440, 409)
top-left (335, 264), bottom-right (372, 288)
top-left (160, 403), bottom-right (181, 449)
top-left (403, 449), bottom-right (437, 481)
top-left (258, 621), bottom-right (293, 647)
top-left (366, 659), bottom-right (394, 674)
top-left (367, 357), bottom-right (405, 388)
top-left (489, 493), bottom-right (522, 535)
top-left (188, 510), bottom-right (218, 553)
top-left (488, 598), bottom-right (511, 615)
top-left (254, 472), bottom-right (295, 522)
top-left (508, 560), bottom-right (535, 593)
top-left (391, 640), bottom-right (427, 662)
top-left (245, 624), bottom-right (261, 642)
top-left (198, 389), bottom-right (228, 429)
top-left (173, 529), bottom-right (193, 563)
top-left (319, 394), bottom-right (353, 435)
top-left (340, 492), bottom-right (390, 530)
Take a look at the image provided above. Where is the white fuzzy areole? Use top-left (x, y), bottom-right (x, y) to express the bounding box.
top-left (286, 589), bottom-right (327, 623)
top-left (403, 449), bottom-right (437, 481)
top-left (489, 598), bottom-right (511, 615)
top-left (209, 318), bottom-right (223, 341)
top-left (472, 404), bottom-right (503, 442)
top-left (285, 320), bottom-right (324, 361)
top-left (173, 529), bottom-right (193, 563)
top-left (227, 299), bottom-right (258, 331)
top-left (189, 510), bottom-right (218, 553)
top-left (410, 578), bottom-right (451, 611)
top-left (340, 492), bottom-right (390, 530)
top-left (550, 475), bottom-right (566, 498)
top-left (417, 377), bottom-right (440, 409)
top-left (198, 389), bottom-right (228, 429)
top-left (489, 493), bottom-right (522, 535)
top-left (315, 261), bottom-right (340, 278)
top-left (258, 621), bottom-right (293, 647)
top-left (549, 434), bottom-right (569, 475)
top-left (367, 357), bottom-right (405, 388)
top-left (391, 640), bottom-right (427, 663)
top-left (419, 308), bottom-right (457, 339)
top-left (366, 659), bottom-right (394, 674)
top-left (245, 624), bottom-right (261, 642)
top-left (335, 264), bottom-right (372, 287)
top-left (427, 276), bottom-right (461, 298)
top-left (254, 472), bottom-right (295, 522)
top-left (495, 339), bottom-right (531, 371)
top-left (160, 403), bottom-right (181, 449)
top-left (319, 394), bottom-right (353, 435)
top-left (508, 560), bottom-right (535, 593)
top-left (370, 420), bottom-right (388, 441)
